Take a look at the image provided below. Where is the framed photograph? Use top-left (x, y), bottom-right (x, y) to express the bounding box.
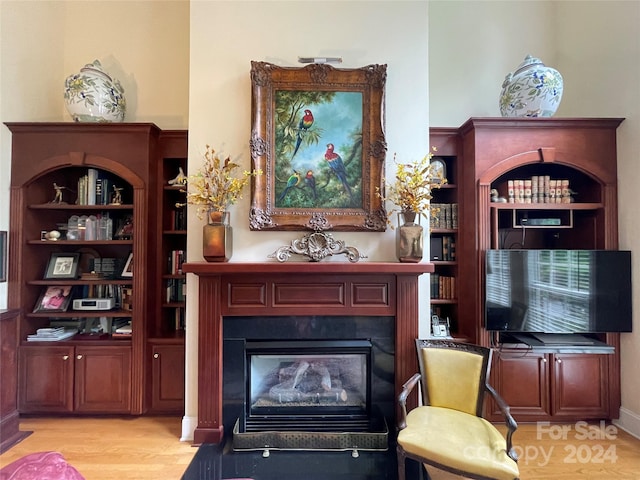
top-left (44, 252), bottom-right (80, 280)
top-left (0, 231), bottom-right (6, 283)
top-left (249, 61), bottom-right (388, 232)
top-left (121, 252), bottom-right (133, 278)
top-left (34, 285), bottom-right (73, 313)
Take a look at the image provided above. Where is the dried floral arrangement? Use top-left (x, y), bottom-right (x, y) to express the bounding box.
top-left (378, 149), bottom-right (446, 224)
top-left (178, 145), bottom-right (262, 219)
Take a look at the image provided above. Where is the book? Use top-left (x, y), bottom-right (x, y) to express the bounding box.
top-left (524, 179), bottom-right (532, 203)
top-left (87, 168), bottom-right (98, 205)
top-left (114, 322), bottom-right (132, 334)
top-left (27, 327), bottom-right (77, 342)
top-left (451, 203), bottom-right (458, 229)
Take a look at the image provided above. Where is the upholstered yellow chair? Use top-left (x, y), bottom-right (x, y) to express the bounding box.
top-left (397, 339), bottom-right (519, 480)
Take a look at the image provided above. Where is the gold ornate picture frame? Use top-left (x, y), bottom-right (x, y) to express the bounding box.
top-left (249, 61), bottom-right (387, 232)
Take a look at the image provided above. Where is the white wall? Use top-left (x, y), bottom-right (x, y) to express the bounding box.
top-left (429, 1), bottom-right (557, 125)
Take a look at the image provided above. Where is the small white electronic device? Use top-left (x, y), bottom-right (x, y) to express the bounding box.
top-left (73, 298), bottom-right (115, 310)
top-left (431, 315), bottom-right (451, 337)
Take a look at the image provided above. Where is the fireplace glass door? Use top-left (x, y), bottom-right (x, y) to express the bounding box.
top-left (246, 340), bottom-right (372, 424)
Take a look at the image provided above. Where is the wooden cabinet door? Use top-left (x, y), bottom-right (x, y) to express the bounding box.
top-left (551, 353), bottom-right (609, 418)
top-left (74, 346), bottom-right (131, 413)
top-left (150, 344), bottom-right (185, 413)
top-left (19, 346), bottom-right (74, 413)
top-left (490, 351), bottom-right (550, 420)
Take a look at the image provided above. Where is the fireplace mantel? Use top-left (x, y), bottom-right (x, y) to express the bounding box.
top-left (183, 261), bottom-right (433, 445)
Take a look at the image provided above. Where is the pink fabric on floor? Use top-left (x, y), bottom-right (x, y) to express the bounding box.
top-left (0, 452), bottom-right (84, 480)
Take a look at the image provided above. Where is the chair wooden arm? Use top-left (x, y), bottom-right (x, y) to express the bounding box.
top-left (397, 373), bottom-right (421, 429)
top-left (485, 382), bottom-right (519, 462)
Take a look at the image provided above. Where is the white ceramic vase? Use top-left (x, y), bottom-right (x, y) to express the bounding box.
top-left (499, 55), bottom-right (563, 118)
top-left (64, 60), bottom-right (126, 122)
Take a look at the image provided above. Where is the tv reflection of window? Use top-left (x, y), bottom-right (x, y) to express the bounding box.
top-left (486, 250), bottom-right (591, 333)
top-left (527, 251), bottom-right (592, 333)
top-left (485, 249), bottom-right (632, 334)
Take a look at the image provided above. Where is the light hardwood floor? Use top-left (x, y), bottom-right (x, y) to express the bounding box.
top-left (1, 417), bottom-right (639, 479)
top-left (0, 417), bottom-right (196, 480)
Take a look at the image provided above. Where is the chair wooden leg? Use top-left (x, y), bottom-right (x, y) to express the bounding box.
top-left (396, 444), bottom-right (406, 480)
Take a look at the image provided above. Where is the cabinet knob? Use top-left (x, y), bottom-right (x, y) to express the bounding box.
top-left (62, 355), bottom-right (69, 361)
top-left (76, 354), bottom-right (83, 360)
top-left (541, 357), bottom-right (547, 363)
top-left (556, 357), bottom-right (562, 364)
top-left (154, 353), bottom-right (160, 359)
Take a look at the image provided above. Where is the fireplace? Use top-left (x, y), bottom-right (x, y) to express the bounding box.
top-left (183, 262), bottom-right (433, 446)
top-left (224, 316), bottom-right (394, 453)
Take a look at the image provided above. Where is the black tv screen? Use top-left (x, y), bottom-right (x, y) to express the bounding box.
top-left (485, 250), bottom-right (632, 333)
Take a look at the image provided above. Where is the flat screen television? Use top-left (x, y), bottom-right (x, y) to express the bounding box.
top-left (485, 249), bottom-right (632, 333)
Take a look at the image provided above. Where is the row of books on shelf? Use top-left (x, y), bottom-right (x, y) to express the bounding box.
top-left (431, 203), bottom-right (458, 230)
top-left (168, 250), bottom-right (186, 275)
top-left (430, 274), bottom-right (456, 300)
top-left (166, 278), bottom-right (186, 303)
top-left (77, 168), bottom-right (124, 206)
top-left (430, 235), bottom-right (456, 261)
top-left (172, 307), bottom-right (186, 331)
top-left (26, 318), bottom-right (132, 341)
top-left (504, 177), bottom-right (573, 204)
top-left (170, 206), bottom-right (187, 230)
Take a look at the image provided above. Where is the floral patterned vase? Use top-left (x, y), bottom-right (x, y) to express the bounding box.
top-left (396, 211), bottom-right (423, 263)
top-left (64, 60), bottom-right (126, 122)
top-left (203, 211), bottom-right (232, 262)
top-left (499, 55), bottom-right (563, 118)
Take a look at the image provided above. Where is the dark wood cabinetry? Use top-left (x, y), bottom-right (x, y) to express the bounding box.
top-left (432, 118), bottom-right (624, 422)
top-left (490, 350), bottom-right (609, 420)
top-left (154, 131), bottom-right (188, 340)
top-left (0, 309), bottom-right (31, 453)
top-left (19, 345), bottom-right (131, 413)
top-left (7, 123), bottom-right (188, 417)
top-left (149, 343), bottom-right (185, 413)
top-left (430, 118), bottom-right (622, 421)
top-left (146, 131), bottom-right (188, 414)
top-left (551, 353), bottom-right (609, 418)
top-left (5, 122), bottom-right (187, 416)
top-left (428, 129), bottom-right (462, 337)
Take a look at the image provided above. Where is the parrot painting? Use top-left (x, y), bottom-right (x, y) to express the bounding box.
top-left (278, 171), bottom-right (301, 202)
top-left (324, 143), bottom-right (353, 200)
top-left (291, 109), bottom-right (314, 160)
top-left (304, 170), bottom-right (317, 200)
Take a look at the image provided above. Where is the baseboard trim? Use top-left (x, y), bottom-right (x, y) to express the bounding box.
top-left (181, 415), bottom-right (197, 442)
top-left (613, 407), bottom-right (640, 440)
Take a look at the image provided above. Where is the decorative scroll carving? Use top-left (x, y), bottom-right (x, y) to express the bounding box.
top-left (269, 230), bottom-right (365, 263)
